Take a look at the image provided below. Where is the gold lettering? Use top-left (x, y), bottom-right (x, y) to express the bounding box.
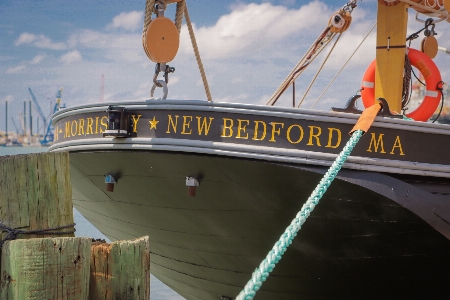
top-left (253, 121), bottom-right (267, 141)
top-left (196, 117), bottom-right (214, 135)
top-left (166, 115), bottom-right (179, 133)
top-left (64, 121), bottom-right (70, 138)
top-left (86, 118), bottom-right (94, 135)
top-left (54, 126), bottom-right (58, 141)
top-left (367, 133), bottom-right (386, 153)
top-left (325, 128), bottom-right (341, 148)
top-left (221, 118), bottom-right (234, 137)
top-left (236, 119), bottom-right (249, 139)
top-left (390, 136), bottom-right (405, 155)
top-left (78, 119), bottom-right (85, 136)
top-left (307, 126), bottom-right (322, 146)
top-left (286, 124), bottom-right (304, 144)
top-left (100, 116), bottom-right (107, 134)
top-left (269, 122), bottom-right (284, 142)
top-left (131, 115), bottom-right (142, 133)
top-left (95, 116), bottom-right (99, 134)
top-left (181, 116), bottom-right (193, 134)
top-left (71, 120), bottom-right (78, 137)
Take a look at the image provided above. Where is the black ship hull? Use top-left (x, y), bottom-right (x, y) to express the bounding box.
top-left (51, 100), bottom-right (450, 299)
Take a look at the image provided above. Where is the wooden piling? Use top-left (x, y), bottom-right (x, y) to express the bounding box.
top-left (0, 237), bottom-right (91, 300)
top-left (0, 152), bottom-right (74, 239)
top-left (89, 237), bottom-right (150, 300)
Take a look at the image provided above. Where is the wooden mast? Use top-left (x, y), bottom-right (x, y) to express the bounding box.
top-left (375, 2), bottom-right (409, 113)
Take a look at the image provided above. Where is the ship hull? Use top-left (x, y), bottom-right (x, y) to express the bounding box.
top-left (71, 150), bottom-right (450, 299)
top-left (50, 100), bottom-right (450, 299)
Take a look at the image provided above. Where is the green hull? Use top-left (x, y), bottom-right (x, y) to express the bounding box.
top-left (71, 150), bottom-right (450, 299)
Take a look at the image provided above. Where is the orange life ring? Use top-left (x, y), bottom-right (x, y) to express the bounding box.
top-left (360, 48), bottom-right (442, 122)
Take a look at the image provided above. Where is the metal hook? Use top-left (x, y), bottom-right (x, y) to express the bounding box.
top-left (151, 80), bottom-right (168, 99)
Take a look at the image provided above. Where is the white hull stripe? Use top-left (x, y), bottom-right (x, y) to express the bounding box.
top-left (425, 90), bottom-right (439, 98)
top-left (362, 81), bottom-right (374, 88)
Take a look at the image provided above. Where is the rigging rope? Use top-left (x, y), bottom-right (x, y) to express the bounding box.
top-left (184, 3), bottom-right (213, 102)
top-left (266, 29), bottom-right (337, 106)
top-left (236, 129), bottom-right (364, 300)
top-left (297, 33), bottom-right (343, 108)
top-left (142, 0), bottom-right (156, 61)
top-left (311, 22), bottom-right (376, 109)
top-left (174, 0), bottom-right (185, 34)
top-left (236, 102), bottom-right (382, 300)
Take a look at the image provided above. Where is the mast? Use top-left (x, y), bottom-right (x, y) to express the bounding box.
top-left (375, 2), bottom-right (409, 113)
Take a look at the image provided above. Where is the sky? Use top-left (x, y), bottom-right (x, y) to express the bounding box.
top-left (0, 0), bottom-right (449, 134)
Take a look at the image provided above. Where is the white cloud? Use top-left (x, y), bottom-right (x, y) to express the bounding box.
top-left (30, 54), bottom-right (45, 64)
top-left (231, 77), bottom-right (245, 83)
top-left (68, 30), bottom-right (144, 62)
top-left (169, 76), bottom-right (180, 85)
top-left (2, 95), bottom-right (14, 103)
top-left (15, 32), bottom-right (67, 50)
top-left (6, 64), bottom-right (26, 74)
top-left (60, 50), bottom-right (82, 64)
top-left (109, 11), bottom-right (143, 31)
top-left (15, 32), bottom-right (36, 45)
top-left (178, 2), bottom-right (331, 60)
top-left (69, 30), bottom-right (141, 50)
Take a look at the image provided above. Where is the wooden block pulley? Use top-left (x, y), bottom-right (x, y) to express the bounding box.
top-left (421, 35), bottom-right (439, 59)
top-left (145, 17), bottom-right (180, 63)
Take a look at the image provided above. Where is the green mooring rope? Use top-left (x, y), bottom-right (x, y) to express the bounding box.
top-left (236, 129), bottom-right (364, 300)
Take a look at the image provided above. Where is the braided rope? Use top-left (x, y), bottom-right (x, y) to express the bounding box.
top-left (398, 0), bottom-right (449, 18)
top-left (236, 129), bottom-right (364, 300)
top-left (0, 222), bottom-right (76, 249)
top-left (174, 0), bottom-right (186, 34)
top-left (142, 0), bottom-right (156, 61)
top-left (184, 3), bottom-right (213, 101)
top-left (297, 33), bottom-right (342, 108)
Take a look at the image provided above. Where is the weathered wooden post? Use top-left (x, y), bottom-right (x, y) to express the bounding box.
top-left (0, 152), bottom-right (89, 300)
top-left (0, 152), bottom-right (74, 240)
top-left (1, 237), bottom-right (91, 299)
top-left (89, 237), bottom-right (150, 300)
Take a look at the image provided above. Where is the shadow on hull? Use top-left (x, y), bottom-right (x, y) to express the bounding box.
top-left (70, 150), bottom-right (450, 299)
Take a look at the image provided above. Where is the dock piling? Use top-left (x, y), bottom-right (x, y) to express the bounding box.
top-left (90, 237), bottom-right (150, 300)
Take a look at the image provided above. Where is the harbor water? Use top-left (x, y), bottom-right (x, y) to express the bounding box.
top-left (0, 146), bottom-right (183, 300)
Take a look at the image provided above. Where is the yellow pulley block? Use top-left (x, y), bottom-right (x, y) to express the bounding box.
top-left (145, 16), bottom-right (180, 63)
top-left (421, 35), bottom-right (439, 59)
top-left (329, 10), bottom-right (352, 33)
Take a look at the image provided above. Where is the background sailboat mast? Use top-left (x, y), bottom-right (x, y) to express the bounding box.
top-left (375, 2), bottom-right (409, 113)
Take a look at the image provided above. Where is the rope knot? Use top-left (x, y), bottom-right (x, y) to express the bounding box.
top-left (0, 222), bottom-right (76, 249)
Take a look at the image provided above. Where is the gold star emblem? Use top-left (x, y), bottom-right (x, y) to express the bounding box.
top-left (149, 117), bottom-right (159, 129)
top-left (59, 129), bottom-right (62, 133)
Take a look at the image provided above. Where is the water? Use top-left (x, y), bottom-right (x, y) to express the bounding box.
top-left (1, 147), bottom-right (184, 300)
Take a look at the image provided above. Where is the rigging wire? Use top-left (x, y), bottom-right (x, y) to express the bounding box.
top-left (266, 28), bottom-right (336, 106)
top-left (298, 33), bottom-right (343, 108)
top-left (311, 22), bottom-right (376, 109)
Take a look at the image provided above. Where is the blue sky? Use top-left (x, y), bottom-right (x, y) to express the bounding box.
top-left (1, 0), bottom-right (449, 133)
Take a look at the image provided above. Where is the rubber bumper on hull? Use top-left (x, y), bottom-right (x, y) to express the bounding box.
top-left (70, 151), bottom-right (450, 299)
